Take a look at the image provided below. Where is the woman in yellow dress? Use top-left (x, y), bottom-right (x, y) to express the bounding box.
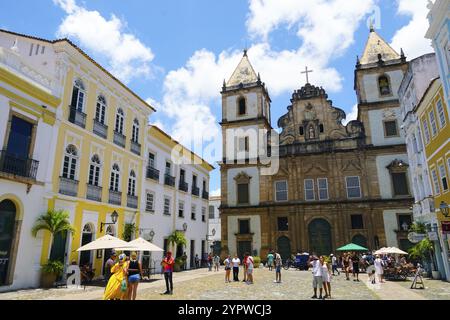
top-left (103, 253), bottom-right (129, 300)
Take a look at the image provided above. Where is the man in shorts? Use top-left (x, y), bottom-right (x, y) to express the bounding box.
top-left (309, 255), bottom-right (324, 299)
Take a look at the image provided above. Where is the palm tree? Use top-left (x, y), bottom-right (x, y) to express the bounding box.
top-left (167, 230), bottom-right (187, 257)
top-left (32, 209), bottom-right (75, 259)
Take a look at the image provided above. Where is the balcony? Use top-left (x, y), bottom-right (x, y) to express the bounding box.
top-left (93, 119), bottom-right (108, 139)
top-left (109, 189), bottom-right (122, 206)
top-left (164, 174), bottom-right (176, 187)
top-left (86, 183), bottom-right (102, 202)
top-left (0, 151), bottom-right (39, 180)
top-left (113, 131), bottom-right (126, 148)
top-left (179, 180), bottom-right (189, 192)
top-left (127, 194), bottom-right (138, 209)
top-left (192, 186), bottom-right (200, 197)
top-left (59, 177), bottom-right (79, 197)
top-left (68, 106), bottom-right (86, 129)
top-left (146, 166), bottom-right (160, 181)
top-left (202, 190), bottom-right (209, 200)
top-left (130, 140), bottom-right (141, 156)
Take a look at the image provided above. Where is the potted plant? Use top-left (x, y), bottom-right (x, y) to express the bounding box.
top-left (253, 256), bottom-right (261, 268)
top-left (32, 209), bottom-right (75, 288)
top-left (409, 238), bottom-right (438, 279)
top-left (174, 257), bottom-right (184, 272)
top-left (41, 260), bottom-right (64, 288)
top-left (167, 231), bottom-right (187, 271)
top-left (122, 223), bottom-right (137, 242)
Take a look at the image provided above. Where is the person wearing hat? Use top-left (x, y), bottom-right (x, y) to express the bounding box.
top-left (104, 250), bottom-right (117, 282)
top-left (103, 253), bottom-right (130, 300)
top-left (161, 251), bottom-right (175, 295)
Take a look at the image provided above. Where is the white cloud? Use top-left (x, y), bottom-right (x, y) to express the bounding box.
top-left (390, 0), bottom-right (433, 59)
top-left (210, 188), bottom-right (221, 197)
top-left (53, 0), bottom-right (155, 83)
top-left (342, 104), bottom-right (358, 125)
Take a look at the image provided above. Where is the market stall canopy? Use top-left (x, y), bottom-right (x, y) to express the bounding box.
top-left (374, 247), bottom-right (408, 255)
top-left (114, 237), bottom-right (164, 252)
top-left (337, 243), bottom-right (368, 251)
top-left (77, 235), bottom-right (134, 251)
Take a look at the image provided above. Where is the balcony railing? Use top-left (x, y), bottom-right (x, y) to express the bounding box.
top-left (109, 189), bottom-right (122, 205)
top-left (86, 183), bottom-right (102, 202)
top-left (146, 166), bottom-right (160, 181)
top-left (0, 151), bottom-right (39, 180)
top-left (68, 106), bottom-right (86, 128)
top-left (127, 194), bottom-right (138, 209)
top-left (113, 131), bottom-right (126, 148)
top-left (202, 190), bottom-right (209, 200)
top-left (164, 174), bottom-right (175, 187)
top-left (192, 186), bottom-right (200, 197)
top-left (93, 119), bottom-right (108, 139)
top-left (130, 140), bottom-right (141, 155)
top-left (59, 176), bottom-right (79, 197)
top-left (179, 180), bottom-right (189, 192)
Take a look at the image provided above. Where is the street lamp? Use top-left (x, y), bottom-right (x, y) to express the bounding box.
top-left (100, 210), bottom-right (119, 232)
top-left (440, 201), bottom-right (449, 217)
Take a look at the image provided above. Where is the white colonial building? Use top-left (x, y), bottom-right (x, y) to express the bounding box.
top-left (140, 126), bottom-right (214, 270)
top-left (207, 196), bottom-right (221, 255)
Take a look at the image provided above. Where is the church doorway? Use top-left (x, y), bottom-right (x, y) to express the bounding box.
top-left (0, 200), bottom-right (16, 286)
top-left (351, 234), bottom-right (368, 249)
top-left (308, 219), bottom-right (332, 256)
top-left (237, 241), bottom-right (251, 261)
top-left (277, 236), bottom-right (291, 260)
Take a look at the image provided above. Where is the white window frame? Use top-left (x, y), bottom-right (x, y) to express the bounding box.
top-left (431, 168), bottom-right (440, 196)
top-left (178, 200), bottom-right (185, 218)
top-left (110, 164), bottom-right (120, 192)
top-left (436, 99), bottom-right (446, 129)
top-left (148, 151), bottom-right (156, 168)
top-left (275, 180), bottom-right (288, 202)
top-left (145, 191), bottom-right (155, 212)
top-left (304, 179), bottom-right (315, 201)
top-left (346, 176), bottom-right (362, 199)
top-left (95, 95), bottom-right (107, 124)
top-left (438, 163), bottom-right (448, 192)
top-left (115, 108), bottom-right (125, 134)
top-left (128, 170), bottom-right (136, 196)
top-left (202, 207), bottom-right (206, 222)
top-left (72, 79), bottom-right (85, 112)
top-left (191, 204), bottom-right (196, 220)
top-left (317, 178), bottom-right (329, 201)
top-left (429, 109), bottom-right (438, 137)
top-left (62, 144), bottom-right (78, 180)
top-left (88, 154), bottom-right (101, 186)
top-left (163, 196), bottom-right (171, 216)
top-left (132, 118), bottom-right (140, 143)
top-left (422, 119), bottom-right (431, 144)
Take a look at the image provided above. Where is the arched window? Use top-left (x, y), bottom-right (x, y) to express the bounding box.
top-left (319, 124), bottom-right (324, 133)
top-left (88, 154), bottom-right (101, 186)
top-left (299, 126), bottom-right (304, 136)
top-left (71, 79), bottom-right (85, 112)
top-left (132, 119), bottom-right (140, 143)
top-left (238, 97), bottom-right (246, 115)
top-left (378, 75), bottom-right (391, 96)
top-left (62, 145), bottom-right (78, 180)
top-left (80, 223), bottom-right (94, 266)
top-left (115, 108), bottom-right (124, 134)
top-left (128, 170), bottom-right (136, 196)
top-left (95, 95), bottom-right (107, 124)
top-left (110, 164), bottom-right (120, 192)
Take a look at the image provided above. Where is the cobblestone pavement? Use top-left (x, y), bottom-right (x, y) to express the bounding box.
top-left (2, 267), bottom-right (449, 300)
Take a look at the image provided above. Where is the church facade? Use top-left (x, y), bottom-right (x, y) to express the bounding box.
top-left (219, 29), bottom-right (414, 260)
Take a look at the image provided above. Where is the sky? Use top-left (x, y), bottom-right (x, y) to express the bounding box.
top-left (0, 0), bottom-right (434, 196)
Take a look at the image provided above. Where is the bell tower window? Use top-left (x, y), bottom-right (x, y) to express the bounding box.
top-left (238, 97), bottom-right (246, 116)
top-left (378, 75), bottom-right (391, 96)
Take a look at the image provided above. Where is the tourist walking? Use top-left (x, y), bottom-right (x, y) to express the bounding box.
top-left (246, 253), bottom-right (254, 284)
top-left (242, 254), bottom-right (248, 282)
top-left (224, 255), bottom-right (232, 283)
top-left (351, 252), bottom-right (360, 282)
top-left (195, 254), bottom-right (200, 269)
top-left (331, 254), bottom-right (340, 276)
top-left (274, 252), bottom-right (282, 283)
top-left (343, 253), bottom-right (350, 280)
top-left (321, 256), bottom-right (332, 299)
top-left (207, 253), bottom-right (213, 271)
top-left (104, 250), bottom-right (117, 282)
top-left (161, 251), bottom-right (175, 295)
top-left (267, 251), bottom-right (274, 271)
top-left (232, 254), bottom-right (240, 281)
top-left (309, 255), bottom-right (324, 300)
top-left (214, 254), bottom-right (220, 271)
top-left (374, 255), bottom-right (385, 283)
top-left (103, 253), bottom-right (129, 300)
top-left (127, 252), bottom-right (143, 300)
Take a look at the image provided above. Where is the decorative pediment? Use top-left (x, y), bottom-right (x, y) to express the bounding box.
top-left (386, 159), bottom-right (409, 172)
top-left (303, 163), bottom-right (328, 175)
top-left (234, 172), bottom-right (252, 183)
top-left (341, 159), bottom-right (362, 172)
top-left (346, 120), bottom-right (365, 137)
top-left (382, 109), bottom-right (397, 119)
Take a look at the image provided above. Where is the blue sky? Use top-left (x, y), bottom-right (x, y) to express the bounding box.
top-left (0, 0), bottom-right (433, 195)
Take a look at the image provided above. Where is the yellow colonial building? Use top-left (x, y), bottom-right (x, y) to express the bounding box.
top-left (417, 77), bottom-right (450, 279)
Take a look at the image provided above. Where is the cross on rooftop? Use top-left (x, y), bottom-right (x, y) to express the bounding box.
top-left (301, 66), bottom-right (314, 84)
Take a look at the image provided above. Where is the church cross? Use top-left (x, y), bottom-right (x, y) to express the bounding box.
top-left (301, 66), bottom-right (314, 84)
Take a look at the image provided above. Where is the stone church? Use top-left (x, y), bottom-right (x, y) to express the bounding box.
top-left (219, 28), bottom-right (415, 259)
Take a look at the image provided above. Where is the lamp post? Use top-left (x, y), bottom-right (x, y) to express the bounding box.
top-left (440, 201), bottom-right (449, 218)
top-left (100, 210), bottom-right (119, 232)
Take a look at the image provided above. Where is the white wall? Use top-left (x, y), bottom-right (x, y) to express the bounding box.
top-left (382, 210), bottom-right (400, 247)
top-left (227, 215), bottom-right (261, 257)
top-left (368, 108), bottom-right (406, 146)
top-left (226, 92), bottom-right (258, 121)
top-left (208, 198), bottom-right (221, 242)
top-left (375, 154), bottom-right (411, 199)
top-left (227, 167), bottom-right (260, 206)
top-left (363, 70), bottom-right (405, 103)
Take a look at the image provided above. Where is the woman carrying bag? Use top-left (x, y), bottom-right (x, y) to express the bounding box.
top-left (103, 253), bottom-right (130, 300)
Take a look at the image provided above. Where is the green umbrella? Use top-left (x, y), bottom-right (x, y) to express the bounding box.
top-left (336, 243), bottom-right (368, 251)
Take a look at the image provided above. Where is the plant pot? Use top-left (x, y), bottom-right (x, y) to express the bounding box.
top-left (432, 271), bottom-right (441, 280)
top-left (41, 273), bottom-right (57, 288)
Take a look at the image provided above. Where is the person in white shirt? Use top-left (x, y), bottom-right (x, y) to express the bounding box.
top-left (331, 254), bottom-right (340, 276)
top-left (374, 255), bottom-right (385, 283)
top-left (274, 253), bottom-right (282, 283)
top-left (321, 256), bottom-right (332, 299)
top-left (309, 255), bottom-right (324, 299)
top-left (246, 253), bottom-right (254, 284)
top-left (231, 255), bottom-right (241, 282)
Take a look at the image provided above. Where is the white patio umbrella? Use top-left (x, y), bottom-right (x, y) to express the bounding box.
top-left (374, 247), bottom-right (388, 255)
top-left (374, 247), bottom-right (408, 255)
top-left (76, 235), bottom-right (135, 251)
top-left (114, 237), bottom-right (164, 252)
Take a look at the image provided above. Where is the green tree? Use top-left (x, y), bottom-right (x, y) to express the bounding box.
top-left (409, 238), bottom-right (436, 271)
top-left (122, 223), bottom-right (137, 242)
top-left (32, 209), bottom-right (75, 258)
top-left (167, 230), bottom-right (187, 257)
